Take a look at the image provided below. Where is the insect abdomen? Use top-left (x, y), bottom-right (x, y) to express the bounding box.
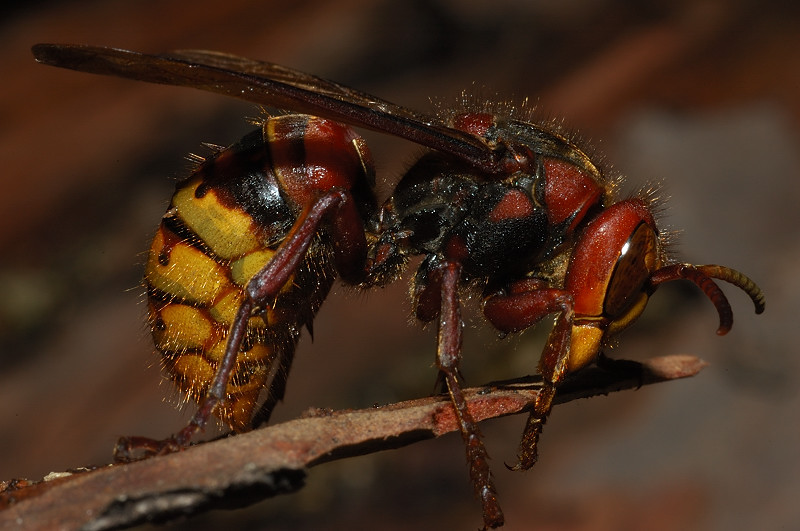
top-left (144, 123), bottom-right (336, 431)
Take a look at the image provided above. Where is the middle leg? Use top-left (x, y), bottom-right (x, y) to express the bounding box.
top-left (436, 260), bottom-right (504, 529)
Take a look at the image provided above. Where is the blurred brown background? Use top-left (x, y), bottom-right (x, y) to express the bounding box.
top-left (1, 1), bottom-right (798, 529)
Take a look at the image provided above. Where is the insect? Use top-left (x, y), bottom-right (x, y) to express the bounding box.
top-left (32, 44), bottom-right (765, 529)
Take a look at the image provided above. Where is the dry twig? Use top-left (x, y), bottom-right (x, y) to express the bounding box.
top-left (0, 354), bottom-right (705, 530)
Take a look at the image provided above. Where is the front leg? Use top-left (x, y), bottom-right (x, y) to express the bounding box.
top-left (511, 309), bottom-right (573, 470)
top-left (482, 278), bottom-right (574, 471)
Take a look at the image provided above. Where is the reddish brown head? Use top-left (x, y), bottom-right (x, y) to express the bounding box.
top-left (563, 198), bottom-right (765, 372)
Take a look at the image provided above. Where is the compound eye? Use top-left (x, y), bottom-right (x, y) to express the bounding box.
top-left (603, 222), bottom-right (659, 318)
top-left (566, 198), bottom-right (660, 328)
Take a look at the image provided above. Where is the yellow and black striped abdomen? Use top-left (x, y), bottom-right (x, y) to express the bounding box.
top-left (145, 125), bottom-right (335, 431)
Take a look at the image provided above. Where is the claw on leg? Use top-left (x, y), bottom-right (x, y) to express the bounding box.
top-left (508, 383), bottom-right (556, 471)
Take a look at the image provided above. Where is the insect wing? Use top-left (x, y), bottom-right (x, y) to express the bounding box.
top-left (32, 44), bottom-right (499, 172)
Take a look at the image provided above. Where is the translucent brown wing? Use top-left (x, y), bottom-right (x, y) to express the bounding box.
top-left (32, 44), bottom-right (504, 173)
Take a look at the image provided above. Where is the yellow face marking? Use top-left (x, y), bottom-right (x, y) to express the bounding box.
top-left (567, 324), bottom-right (604, 373)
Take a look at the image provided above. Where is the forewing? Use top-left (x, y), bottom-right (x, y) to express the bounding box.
top-left (32, 44), bottom-right (501, 172)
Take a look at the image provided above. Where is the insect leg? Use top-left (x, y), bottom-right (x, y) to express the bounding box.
top-left (247, 187), bottom-right (370, 428)
top-left (437, 260), bottom-right (504, 529)
top-left (188, 190), bottom-right (355, 435)
top-left (115, 189), bottom-right (353, 461)
top-left (510, 308), bottom-right (573, 471)
top-left (481, 279), bottom-right (573, 471)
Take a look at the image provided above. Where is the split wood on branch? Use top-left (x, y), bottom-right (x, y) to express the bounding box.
top-left (0, 354), bottom-right (706, 531)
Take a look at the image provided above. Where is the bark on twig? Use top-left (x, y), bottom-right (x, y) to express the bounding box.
top-left (0, 354), bottom-right (706, 530)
